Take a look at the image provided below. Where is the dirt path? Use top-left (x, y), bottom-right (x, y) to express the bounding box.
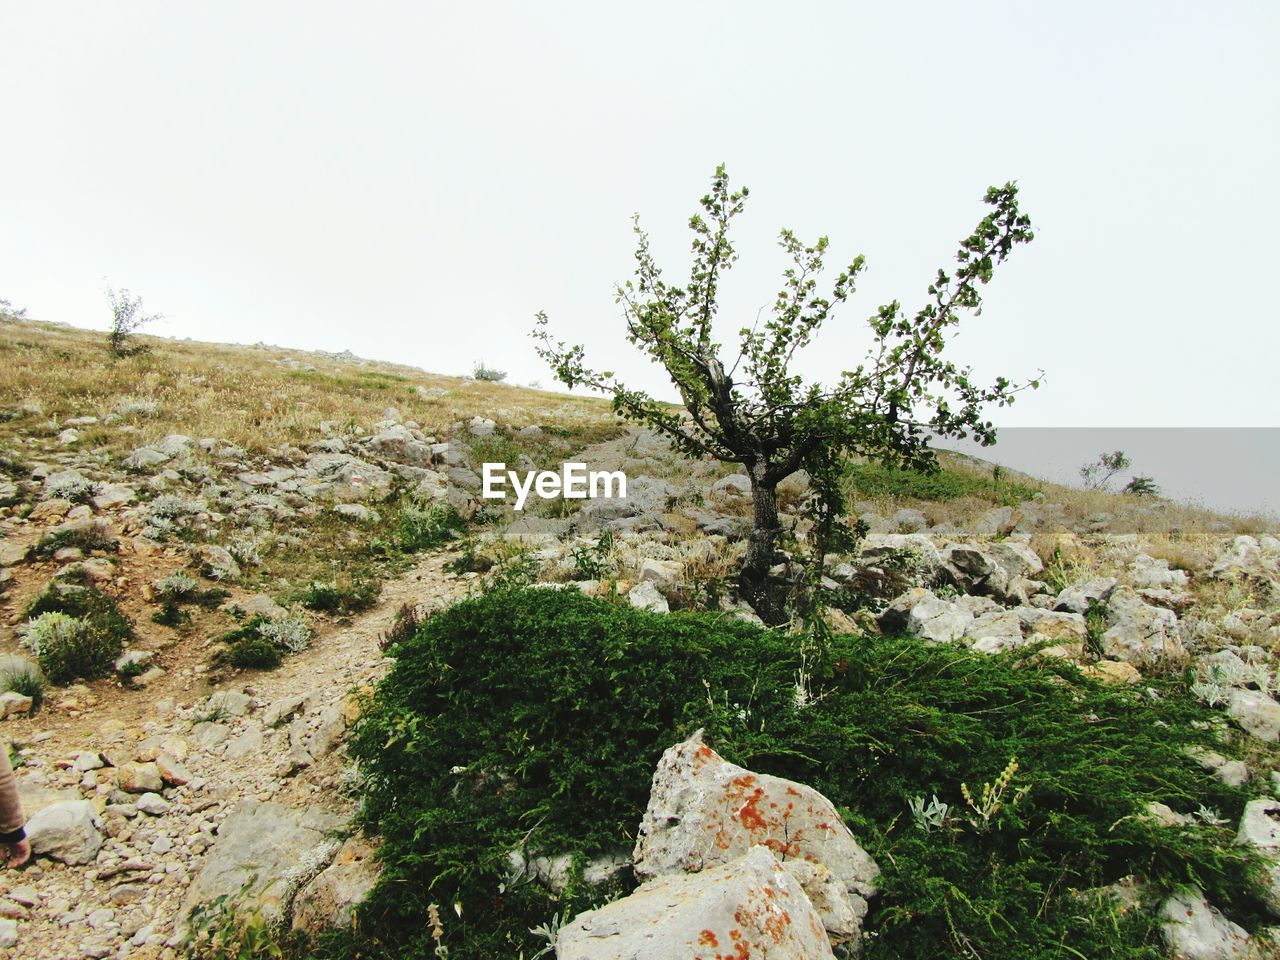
top-left (2, 549), bottom-right (470, 960)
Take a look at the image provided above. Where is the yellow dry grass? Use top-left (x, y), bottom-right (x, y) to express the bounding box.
top-left (0, 317), bottom-right (618, 455)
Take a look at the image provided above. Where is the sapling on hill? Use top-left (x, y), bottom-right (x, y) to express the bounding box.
top-left (106, 285), bottom-right (161, 357)
top-left (534, 165), bottom-right (1040, 624)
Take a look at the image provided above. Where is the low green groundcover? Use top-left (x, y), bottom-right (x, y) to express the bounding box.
top-left (311, 588), bottom-right (1265, 959)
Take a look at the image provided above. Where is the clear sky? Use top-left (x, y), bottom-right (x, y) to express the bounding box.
top-left (2, 1), bottom-right (1276, 427)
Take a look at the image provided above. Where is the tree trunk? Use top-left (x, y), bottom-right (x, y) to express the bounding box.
top-left (738, 468), bottom-right (787, 626)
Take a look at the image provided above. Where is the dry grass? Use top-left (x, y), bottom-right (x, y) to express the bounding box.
top-left (0, 317), bottom-right (617, 456)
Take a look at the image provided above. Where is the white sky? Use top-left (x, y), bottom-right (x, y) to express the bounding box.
top-left (2, 1), bottom-right (1276, 426)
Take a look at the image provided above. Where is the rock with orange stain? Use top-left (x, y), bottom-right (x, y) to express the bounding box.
top-left (633, 731), bottom-right (878, 945)
top-left (557, 846), bottom-right (834, 960)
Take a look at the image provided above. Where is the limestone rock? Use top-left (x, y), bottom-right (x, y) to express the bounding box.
top-left (117, 762), bottom-right (163, 794)
top-left (291, 836), bottom-right (380, 935)
top-left (558, 846), bottom-right (834, 960)
top-left (1236, 798), bottom-right (1280, 916)
top-left (1227, 689), bottom-right (1280, 742)
top-left (634, 731), bottom-right (877, 940)
top-left (627, 580), bottom-right (669, 614)
top-left (879, 588), bottom-right (971, 644)
top-left (1101, 586), bottom-right (1184, 664)
top-left (26, 800), bottom-right (103, 865)
top-left (181, 800), bottom-right (345, 929)
top-left (1160, 887), bottom-right (1251, 959)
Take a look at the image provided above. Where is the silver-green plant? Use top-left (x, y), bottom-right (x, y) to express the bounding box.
top-left (908, 793), bottom-right (951, 833)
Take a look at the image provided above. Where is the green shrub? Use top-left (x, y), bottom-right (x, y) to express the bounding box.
top-left (297, 577), bottom-right (379, 615)
top-left (30, 523), bottom-right (118, 559)
top-left (151, 599), bottom-right (191, 628)
top-left (343, 589), bottom-right (1261, 960)
top-left (22, 611), bottom-right (123, 685)
top-left (21, 583), bottom-right (132, 684)
top-left (394, 502), bottom-right (466, 552)
top-left (843, 460), bottom-right (1040, 506)
top-left (227, 636), bottom-right (281, 670)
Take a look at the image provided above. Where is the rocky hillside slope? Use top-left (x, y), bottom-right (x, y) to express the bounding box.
top-left (0, 315), bottom-right (1277, 959)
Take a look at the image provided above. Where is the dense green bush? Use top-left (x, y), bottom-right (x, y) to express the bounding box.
top-left (22, 582), bottom-right (132, 684)
top-left (335, 589), bottom-right (1264, 960)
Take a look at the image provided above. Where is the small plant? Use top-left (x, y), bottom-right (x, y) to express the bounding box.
top-left (1079, 450), bottom-right (1131, 491)
top-left (472, 360), bottom-right (508, 383)
top-left (487, 551), bottom-right (541, 590)
top-left (21, 611), bottom-right (123, 685)
top-left (1083, 599), bottom-right (1108, 658)
top-left (154, 570), bottom-right (200, 599)
top-left (0, 665), bottom-right (45, 711)
top-left (961, 756), bottom-right (1029, 833)
top-left (529, 911), bottom-right (566, 959)
top-left (116, 658), bottom-right (148, 685)
top-left (31, 523), bottom-right (117, 558)
top-left (43, 472), bottom-right (97, 503)
top-left (380, 602), bottom-right (424, 653)
top-left (186, 887), bottom-right (284, 960)
top-left (1195, 804), bottom-right (1229, 826)
top-left (152, 599), bottom-right (191, 628)
top-left (396, 502), bottom-right (466, 552)
top-left (228, 636), bottom-right (282, 670)
top-left (297, 577), bottom-right (379, 615)
top-left (1124, 475), bottom-right (1160, 497)
top-left (105, 285), bottom-right (161, 358)
top-left (257, 615), bottom-right (312, 654)
top-left (907, 793), bottom-right (951, 833)
top-left (569, 532), bottom-right (614, 580)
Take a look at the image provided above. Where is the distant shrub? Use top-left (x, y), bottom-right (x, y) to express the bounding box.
top-left (394, 502), bottom-right (466, 552)
top-left (151, 599), bottom-right (190, 628)
top-left (227, 635), bottom-right (281, 670)
top-left (43, 472), bottom-right (97, 503)
top-left (471, 361), bottom-right (507, 383)
top-left (154, 571), bottom-right (200, 599)
top-left (843, 460), bottom-right (1039, 505)
top-left (258, 615), bottom-right (312, 654)
top-left (216, 613), bottom-right (311, 668)
top-left (31, 523), bottom-right (118, 559)
top-left (22, 611), bottom-right (123, 685)
top-left (345, 588), bottom-right (1259, 960)
top-left (1125, 475), bottom-right (1160, 497)
top-left (297, 577), bottom-right (379, 615)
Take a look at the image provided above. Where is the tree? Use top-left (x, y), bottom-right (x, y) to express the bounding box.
top-left (1123, 475), bottom-right (1159, 497)
top-left (533, 166), bottom-right (1039, 624)
top-left (1079, 450), bottom-right (1131, 491)
top-left (106, 286), bottom-right (161, 357)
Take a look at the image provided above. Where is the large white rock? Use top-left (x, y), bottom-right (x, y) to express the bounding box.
top-left (627, 580), bottom-right (669, 614)
top-left (26, 799), bottom-right (103, 865)
top-left (180, 800), bottom-right (345, 929)
top-left (879, 588), bottom-right (972, 644)
top-left (1160, 887), bottom-right (1251, 959)
top-left (634, 731), bottom-right (877, 943)
top-left (1101, 586), bottom-right (1184, 664)
top-left (1227, 689), bottom-right (1280, 742)
top-left (558, 846), bottom-right (834, 960)
top-left (1236, 798), bottom-right (1280, 916)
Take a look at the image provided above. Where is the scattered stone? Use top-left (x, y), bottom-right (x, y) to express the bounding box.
top-left (117, 762), bottom-right (163, 794)
top-left (1227, 689), bottom-right (1280, 742)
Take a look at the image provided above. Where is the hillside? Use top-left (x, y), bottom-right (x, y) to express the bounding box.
top-left (0, 315), bottom-right (1279, 959)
